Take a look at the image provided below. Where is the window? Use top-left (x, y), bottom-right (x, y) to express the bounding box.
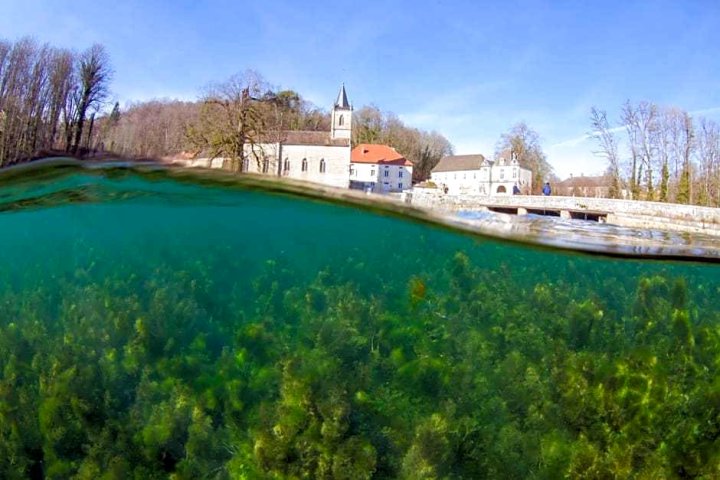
top-left (500, 168), bottom-right (505, 179)
top-left (338, 114), bottom-right (344, 126)
top-left (283, 158), bottom-right (290, 173)
top-left (371, 169), bottom-right (375, 176)
top-left (349, 164), bottom-right (355, 175)
top-left (399, 170), bottom-right (403, 178)
top-left (384, 170), bottom-right (389, 177)
top-left (301, 158), bottom-right (307, 172)
top-left (262, 159), bottom-right (269, 173)
top-left (512, 168), bottom-right (517, 178)
top-left (319, 159), bottom-right (326, 173)
top-left (398, 182), bottom-right (403, 189)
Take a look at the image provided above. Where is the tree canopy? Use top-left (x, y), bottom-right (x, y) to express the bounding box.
top-left (495, 122), bottom-right (554, 194)
top-left (0, 38), bottom-right (112, 166)
top-left (590, 100), bottom-right (720, 205)
top-left (352, 105), bottom-right (453, 183)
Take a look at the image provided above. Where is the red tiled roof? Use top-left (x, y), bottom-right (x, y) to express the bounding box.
top-left (351, 144), bottom-right (412, 166)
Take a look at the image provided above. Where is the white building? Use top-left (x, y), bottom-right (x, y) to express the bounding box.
top-left (241, 85), bottom-right (353, 188)
top-left (174, 85), bottom-right (353, 189)
top-left (349, 144), bottom-right (413, 193)
top-left (430, 152), bottom-right (532, 195)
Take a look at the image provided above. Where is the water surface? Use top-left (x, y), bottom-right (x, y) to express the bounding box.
top-left (0, 161), bottom-right (718, 479)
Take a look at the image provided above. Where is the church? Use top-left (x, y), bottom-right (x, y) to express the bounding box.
top-left (240, 85), bottom-right (353, 188)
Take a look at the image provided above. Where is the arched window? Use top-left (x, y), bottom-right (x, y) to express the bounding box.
top-left (338, 115), bottom-right (344, 126)
top-left (319, 159), bottom-right (326, 173)
top-left (301, 158), bottom-right (308, 172)
top-left (262, 159), bottom-right (269, 173)
top-left (283, 158), bottom-right (290, 174)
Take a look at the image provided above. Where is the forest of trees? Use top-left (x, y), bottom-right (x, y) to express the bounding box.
top-left (591, 101), bottom-right (720, 206)
top-left (0, 38), bottom-right (112, 165)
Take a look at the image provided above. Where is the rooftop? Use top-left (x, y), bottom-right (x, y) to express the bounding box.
top-left (432, 154), bottom-right (487, 172)
top-left (257, 130), bottom-right (349, 146)
top-left (351, 144), bottom-right (412, 166)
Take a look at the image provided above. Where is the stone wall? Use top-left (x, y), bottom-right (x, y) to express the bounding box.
top-left (408, 188), bottom-right (720, 235)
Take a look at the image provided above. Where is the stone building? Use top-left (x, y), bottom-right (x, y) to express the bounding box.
top-left (430, 151), bottom-right (532, 195)
top-left (241, 85), bottom-right (353, 189)
top-left (555, 175), bottom-right (611, 198)
top-left (174, 85), bottom-right (354, 190)
top-left (349, 144), bottom-right (413, 193)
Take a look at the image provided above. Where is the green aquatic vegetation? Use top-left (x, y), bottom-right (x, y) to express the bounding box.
top-left (0, 170), bottom-right (720, 478)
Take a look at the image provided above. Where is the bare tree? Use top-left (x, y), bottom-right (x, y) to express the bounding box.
top-left (70, 44), bottom-right (112, 154)
top-left (0, 37), bottom-right (114, 166)
top-left (666, 109), bottom-right (694, 204)
top-left (589, 107), bottom-right (622, 198)
top-left (694, 118), bottom-right (719, 205)
top-left (352, 105), bottom-right (384, 146)
top-left (496, 122), bottom-right (552, 194)
top-left (186, 70), bottom-right (269, 172)
top-left (622, 101), bottom-right (659, 199)
top-left (349, 104), bottom-right (452, 182)
top-left (46, 49), bottom-right (74, 148)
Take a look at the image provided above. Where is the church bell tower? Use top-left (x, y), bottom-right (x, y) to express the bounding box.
top-left (331, 83), bottom-right (352, 140)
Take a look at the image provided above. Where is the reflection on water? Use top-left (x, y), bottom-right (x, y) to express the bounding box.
top-left (456, 209), bottom-right (720, 260)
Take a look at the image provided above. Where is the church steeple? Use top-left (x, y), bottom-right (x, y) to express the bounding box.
top-left (335, 83), bottom-right (351, 109)
top-left (331, 83), bottom-right (352, 140)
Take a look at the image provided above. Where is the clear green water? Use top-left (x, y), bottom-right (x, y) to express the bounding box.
top-left (1, 162), bottom-right (719, 479)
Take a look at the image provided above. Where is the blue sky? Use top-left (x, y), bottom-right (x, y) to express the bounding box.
top-left (3, 0), bottom-right (720, 178)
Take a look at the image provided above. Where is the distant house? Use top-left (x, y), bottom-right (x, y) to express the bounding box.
top-left (556, 175), bottom-right (611, 198)
top-left (430, 152), bottom-right (532, 195)
top-left (349, 144), bottom-right (413, 193)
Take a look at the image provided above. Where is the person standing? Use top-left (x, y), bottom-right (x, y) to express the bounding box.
top-left (542, 182), bottom-right (552, 196)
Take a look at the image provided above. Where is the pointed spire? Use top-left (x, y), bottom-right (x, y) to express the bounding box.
top-left (335, 83), bottom-right (350, 109)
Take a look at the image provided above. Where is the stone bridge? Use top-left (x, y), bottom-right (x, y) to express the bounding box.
top-left (406, 189), bottom-right (720, 236)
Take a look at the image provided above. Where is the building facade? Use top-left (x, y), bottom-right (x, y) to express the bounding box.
top-left (241, 85), bottom-right (353, 189)
top-left (174, 85), bottom-right (354, 190)
top-left (349, 144), bottom-right (413, 193)
top-left (555, 175), bottom-right (612, 198)
top-left (430, 152), bottom-right (532, 195)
